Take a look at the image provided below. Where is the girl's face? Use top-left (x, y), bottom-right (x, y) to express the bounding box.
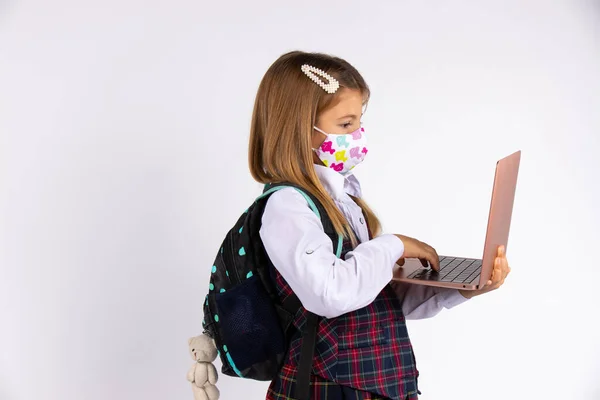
top-left (312, 88), bottom-right (364, 151)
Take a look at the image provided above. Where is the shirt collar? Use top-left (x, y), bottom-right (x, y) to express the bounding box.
top-left (313, 164), bottom-right (362, 200)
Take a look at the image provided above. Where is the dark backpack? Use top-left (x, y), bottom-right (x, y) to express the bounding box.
top-left (202, 183), bottom-right (343, 400)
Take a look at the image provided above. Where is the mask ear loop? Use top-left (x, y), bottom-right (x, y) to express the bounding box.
top-left (313, 126), bottom-right (329, 135)
top-left (311, 126), bottom-right (329, 152)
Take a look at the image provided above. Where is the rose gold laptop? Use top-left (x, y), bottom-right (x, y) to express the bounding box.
top-left (392, 150), bottom-right (521, 290)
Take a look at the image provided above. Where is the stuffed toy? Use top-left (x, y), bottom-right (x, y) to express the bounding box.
top-left (186, 334), bottom-right (220, 400)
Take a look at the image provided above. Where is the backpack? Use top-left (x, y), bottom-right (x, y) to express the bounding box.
top-left (202, 182), bottom-right (343, 400)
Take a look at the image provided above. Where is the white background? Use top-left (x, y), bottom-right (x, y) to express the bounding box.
top-left (1, 1), bottom-right (599, 399)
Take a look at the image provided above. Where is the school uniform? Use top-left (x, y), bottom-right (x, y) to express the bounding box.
top-left (260, 165), bottom-right (468, 400)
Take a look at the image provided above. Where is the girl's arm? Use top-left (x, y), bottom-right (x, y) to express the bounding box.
top-left (260, 187), bottom-right (404, 319)
top-left (390, 281), bottom-right (469, 320)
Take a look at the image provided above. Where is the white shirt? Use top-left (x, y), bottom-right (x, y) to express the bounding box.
top-left (259, 165), bottom-right (468, 319)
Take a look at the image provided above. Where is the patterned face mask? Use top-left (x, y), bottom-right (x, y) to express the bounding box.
top-left (313, 126), bottom-right (369, 175)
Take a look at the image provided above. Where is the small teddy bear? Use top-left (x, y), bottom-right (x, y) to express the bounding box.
top-left (186, 334), bottom-right (220, 400)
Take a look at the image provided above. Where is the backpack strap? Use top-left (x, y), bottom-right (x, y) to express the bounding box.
top-left (260, 183), bottom-right (343, 257)
top-left (294, 311), bottom-right (318, 400)
top-left (258, 182), bottom-right (343, 400)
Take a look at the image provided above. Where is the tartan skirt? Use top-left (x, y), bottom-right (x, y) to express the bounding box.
top-left (266, 366), bottom-right (419, 400)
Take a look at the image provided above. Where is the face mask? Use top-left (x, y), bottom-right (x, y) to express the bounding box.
top-left (313, 126), bottom-right (368, 175)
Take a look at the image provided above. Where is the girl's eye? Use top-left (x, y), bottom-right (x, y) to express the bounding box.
top-left (340, 122), bottom-right (352, 129)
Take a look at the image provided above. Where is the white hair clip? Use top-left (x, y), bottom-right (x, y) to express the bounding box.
top-left (301, 64), bottom-right (340, 94)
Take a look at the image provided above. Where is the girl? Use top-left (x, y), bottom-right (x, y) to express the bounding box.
top-left (248, 51), bottom-right (511, 400)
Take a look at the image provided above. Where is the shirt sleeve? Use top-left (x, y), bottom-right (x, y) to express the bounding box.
top-left (259, 188), bottom-right (405, 319)
top-left (390, 281), bottom-right (470, 320)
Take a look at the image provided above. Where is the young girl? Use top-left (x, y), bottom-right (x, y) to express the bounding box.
top-left (248, 51), bottom-right (511, 400)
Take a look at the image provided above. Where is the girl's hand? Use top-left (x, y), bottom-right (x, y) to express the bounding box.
top-left (395, 234), bottom-right (440, 271)
top-left (459, 245), bottom-right (511, 299)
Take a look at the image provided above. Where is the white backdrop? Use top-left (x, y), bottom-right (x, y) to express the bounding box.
top-left (1, 1), bottom-right (599, 399)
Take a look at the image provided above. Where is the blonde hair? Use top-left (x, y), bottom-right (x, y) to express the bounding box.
top-left (248, 51), bottom-right (382, 243)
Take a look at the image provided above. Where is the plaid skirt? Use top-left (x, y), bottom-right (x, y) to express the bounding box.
top-left (266, 368), bottom-right (419, 400)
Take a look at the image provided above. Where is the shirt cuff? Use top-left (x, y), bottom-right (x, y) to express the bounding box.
top-left (440, 289), bottom-right (471, 309)
top-left (373, 234), bottom-right (405, 264)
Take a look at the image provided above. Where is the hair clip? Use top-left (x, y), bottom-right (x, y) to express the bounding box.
top-left (300, 64), bottom-right (340, 94)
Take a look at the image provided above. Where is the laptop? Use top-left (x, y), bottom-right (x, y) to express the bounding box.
top-left (392, 150), bottom-right (521, 290)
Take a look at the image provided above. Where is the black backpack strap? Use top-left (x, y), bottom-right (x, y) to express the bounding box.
top-left (295, 312), bottom-right (318, 400)
top-left (260, 182), bottom-right (342, 400)
top-left (261, 182), bottom-right (343, 257)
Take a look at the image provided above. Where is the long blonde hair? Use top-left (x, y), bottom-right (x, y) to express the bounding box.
top-left (248, 51), bottom-right (382, 243)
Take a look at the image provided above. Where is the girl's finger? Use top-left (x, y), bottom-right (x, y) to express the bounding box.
top-left (490, 257), bottom-right (501, 280)
top-left (500, 261), bottom-right (508, 277)
top-left (496, 275), bottom-right (505, 287)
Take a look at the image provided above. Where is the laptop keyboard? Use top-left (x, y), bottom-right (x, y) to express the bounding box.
top-left (407, 256), bottom-right (482, 284)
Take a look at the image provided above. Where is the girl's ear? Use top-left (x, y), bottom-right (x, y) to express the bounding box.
top-left (311, 128), bottom-right (326, 150)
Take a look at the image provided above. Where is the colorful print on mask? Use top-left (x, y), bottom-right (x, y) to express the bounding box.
top-left (313, 126), bottom-right (368, 175)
